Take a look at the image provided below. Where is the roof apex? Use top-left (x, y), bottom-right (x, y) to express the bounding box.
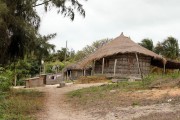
top-left (120, 32), bottom-right (124, 36)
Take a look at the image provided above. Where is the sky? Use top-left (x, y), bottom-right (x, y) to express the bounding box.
top-left (37, 0), bottom-right (180, 52)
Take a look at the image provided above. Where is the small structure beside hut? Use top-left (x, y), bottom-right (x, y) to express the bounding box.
top-left (63, 63), bottom-right (91, 80)
top-left (46, 73), bottom-right (62, 85)
top-left (25, 75), bottom-right (46, 88)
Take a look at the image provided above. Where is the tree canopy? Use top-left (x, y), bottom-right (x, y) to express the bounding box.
top-left (139, 37), bottom-right (179, 60)
top-left (139, 38), bottom-right (154, 51)
top-left (154, 37), bottom-right (179, 59)
top-left (75, 38), bottom-right (111, 61)
top-left (0, 0), bottom-right (86, 64)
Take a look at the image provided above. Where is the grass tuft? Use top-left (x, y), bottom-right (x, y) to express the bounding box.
top-left (0, 89), bottom-right (44, 120)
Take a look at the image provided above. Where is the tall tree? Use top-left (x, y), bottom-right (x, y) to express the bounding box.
top-left (0, 0), bottom-right (86, 64)
top-left (33, 33), bottom-right (56, 64)
top-left (139, 38), bottom-right (154, 51)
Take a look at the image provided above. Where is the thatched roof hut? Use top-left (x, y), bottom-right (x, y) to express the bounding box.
top-left (80, 33), bottom-right (165, 68)
top-left (64, 33), bottom-right (180, 80)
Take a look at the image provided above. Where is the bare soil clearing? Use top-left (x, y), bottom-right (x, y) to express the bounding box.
top-left (36, 83), bottom-right (105, 120)
top-left (35, 83), bottom-right (180, 120)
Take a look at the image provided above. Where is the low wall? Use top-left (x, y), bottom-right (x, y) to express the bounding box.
top-left (25, 76), bottom-right (44, 88)
top-left (46, 73), bottom-right (62, 85)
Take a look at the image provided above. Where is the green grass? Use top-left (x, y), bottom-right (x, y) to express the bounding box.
top-left (0, 89), bottom-right (44, 120)
top-left (67, 72), bottom-right (180, 109)
top-left (68, 81), bottom-right (144, 99)
top-left (142, 72), bottom-right (180, 88)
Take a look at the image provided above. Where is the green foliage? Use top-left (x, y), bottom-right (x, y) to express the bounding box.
top-left (154, 37), bottom-right (179, 59)
top-left (74, 38), bottom-right (111, 61)
top-left (139, 38), bottom-right (154, 51)
top-left (45, 61), bottom-right (65, 73)
top-left (0, 67), bottom-right (13, 92)
top-left (0, 0), bottom-right (86, 64)
top-left (8, 59), bottom-right (40, 86)
top-left (0, 89), bottom-right (44, 120)
top-left (142, 72), bottom-right (180, 88)
top-left (142, 74), bottom-right (161, 87)
top-left (46, 48), bottom-right (75, 62)
top-left (68, 82), bottom-right (144, 98)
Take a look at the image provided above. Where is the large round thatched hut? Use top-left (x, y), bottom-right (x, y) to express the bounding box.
top-left (64, 33), bottom-right (180, 80)
top-left (80, 33), bottom-right (166, 79)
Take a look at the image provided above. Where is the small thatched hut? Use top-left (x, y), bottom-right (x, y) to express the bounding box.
top-left (63, 63), bottom-right (91, 80)
top-left (80, 33), bottom-right (166, 79)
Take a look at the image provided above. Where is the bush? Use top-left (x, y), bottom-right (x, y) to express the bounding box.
top-left (0, 68), bottom-right (13, 92)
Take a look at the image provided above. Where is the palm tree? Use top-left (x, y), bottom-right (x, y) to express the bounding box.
top-left (162, 37), bottom-right (179, 59)
top-left (154, 37), bottom-right (179, 59)
top-left (139, 38), bottom-right (154, 51)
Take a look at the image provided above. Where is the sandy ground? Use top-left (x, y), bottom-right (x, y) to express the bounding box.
top-left (35, 83), bottom-right (180, 120)
top-left (36, 83), bottom-right (105, 120)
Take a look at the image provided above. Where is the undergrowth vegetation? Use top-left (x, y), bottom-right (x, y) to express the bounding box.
top-left (67, 72), bottom-right (180, 110)
top-left (69, 72), bottom-right (180, 99)
top-left (0, 89), bottom-right (44, 120)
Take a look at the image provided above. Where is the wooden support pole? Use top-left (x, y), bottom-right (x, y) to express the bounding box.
top-left (70, 70), bottom-right (72, 78)
top-left (135, 53), bottom-right (143, 79)
top-left (92, 60), bottom-right (95, 75)
top-left (66, 71), bottom-right (68, 80)
top-left (114, 59), bottom-right (117, 76)
top-left (163, 63), bottom-right (166, 75)
top-left (102, 58), bottom-right (105, 74)
top-left (84, 69), bottom-right (86, 76)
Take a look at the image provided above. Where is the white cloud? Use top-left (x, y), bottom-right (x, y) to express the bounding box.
top-left (37, 0), bottom-right (180, 51)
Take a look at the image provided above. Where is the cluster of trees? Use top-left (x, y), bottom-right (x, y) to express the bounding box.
top-left (44, 38), bottom-right (111, 75)
top-left (139, 37), bottom-right (179, 60)
top-left (0, 0), bottom-right (180, 89)
top-left (0, 0), bottom-right (86, 89)
top-left (74, 38), bottom-right (111, 61)
top-left (0, 0), bottom-right (86, 65)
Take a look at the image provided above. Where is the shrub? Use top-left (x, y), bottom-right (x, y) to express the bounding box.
top-left (0, 68), bottom-right (13, 92)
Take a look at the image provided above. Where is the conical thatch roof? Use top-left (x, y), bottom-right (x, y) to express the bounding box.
top-left (80, 33), bottom-right (165, 67)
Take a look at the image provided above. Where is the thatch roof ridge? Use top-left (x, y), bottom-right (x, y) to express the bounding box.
top-left (80, 33), bottom-right (164, 67)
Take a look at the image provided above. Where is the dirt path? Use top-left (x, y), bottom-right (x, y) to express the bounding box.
top-left (36, 83), bottom-right (105, 120)
top-left (35, 83), bottom-right (180, 120)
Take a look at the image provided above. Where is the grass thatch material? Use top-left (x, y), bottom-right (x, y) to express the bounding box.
top-left (80, 33), bottom-right (165, 67)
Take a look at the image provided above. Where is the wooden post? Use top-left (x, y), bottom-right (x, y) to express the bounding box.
top-left (70, 70), bottom-right (72, 78)
top-left (92, 60), bottom-right (95, 75)
top-left (65, 41), bottom-right (67, 62)
top-left (66, 71), bottom-right (68, 80)
top-left (163, 63), bottom-right (166, 75)
top-left (84, 69), bottom-right (86, 76)
top-left (102, 58), bottom-right (105, 74)
top-left (135, 53), bottom-right (143, 79)
top-left (114, 59), bottom-right (117, 76)
top-left (14, 62), bottom-right (17, 86)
